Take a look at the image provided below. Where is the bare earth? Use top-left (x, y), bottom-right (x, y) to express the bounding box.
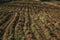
top-left (0, 1), bottom-right (60, 40)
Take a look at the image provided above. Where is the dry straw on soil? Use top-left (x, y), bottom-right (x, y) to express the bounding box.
top-left (0, 1), bottom-right (60, 40)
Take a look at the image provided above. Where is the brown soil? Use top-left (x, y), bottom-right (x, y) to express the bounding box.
top-left (0, 1), bottom-right (60, 40)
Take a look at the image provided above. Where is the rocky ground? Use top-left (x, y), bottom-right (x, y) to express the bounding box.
top-left (0, 1), bottom-right (60, 40)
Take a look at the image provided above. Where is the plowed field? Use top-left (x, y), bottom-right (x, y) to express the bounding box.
top-left (0, 1), bottom-right (60, 40)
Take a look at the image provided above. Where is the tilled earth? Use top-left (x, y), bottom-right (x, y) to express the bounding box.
top-left (0, 1), bottom-right (60, 40)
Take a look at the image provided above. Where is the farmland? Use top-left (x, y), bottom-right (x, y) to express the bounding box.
top-left (0, 1), bottom-right (60, 40)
